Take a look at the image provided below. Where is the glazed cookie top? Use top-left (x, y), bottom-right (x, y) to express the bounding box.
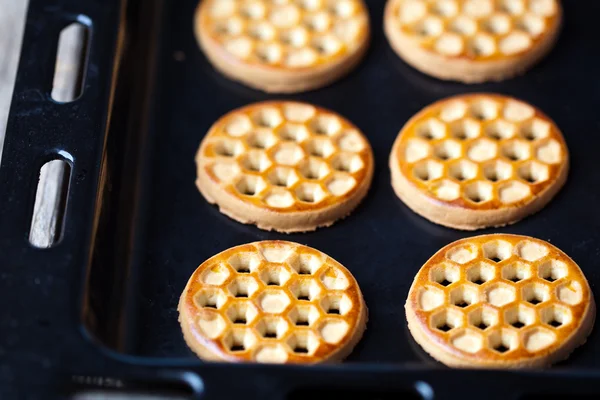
top-left (391, 93), bottom-right (568, 211)
top-left (405, 234), bottom-right (593, 366)
top-left (196, 101), bottom-right (373, 213)
top-left (197, 0), bottom-right (370, 70)
top-left (179, 241), bottom-right (366, 363)
top-left (386, 0), bottom-right (560, 60)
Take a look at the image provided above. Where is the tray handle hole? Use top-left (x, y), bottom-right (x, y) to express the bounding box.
top-left (52, 21), bottom-right (90, 103)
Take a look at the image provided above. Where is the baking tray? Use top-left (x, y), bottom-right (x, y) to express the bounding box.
top-left (2, 0), bottom-right (600, 399)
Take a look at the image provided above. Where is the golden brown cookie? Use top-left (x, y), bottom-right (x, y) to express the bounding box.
top-left (196, 101), bottom-right (374, 233)
top-left (195, 0), bottom-right (370, 93)
top-left (178, 240), bottom-right (368, 363)
top-left (389, 93), bottom-right (568, 230)
top-left (405, 234), bottom-right (595, 368)
top-left (384, 0), bottom-right (562, 83)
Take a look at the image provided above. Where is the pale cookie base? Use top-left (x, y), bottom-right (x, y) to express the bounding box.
top-left (383, 2), bottom-right (562, 83)
top-left (406, 295), bottom-right (595, 368)
top-left (178, 280), bottom-right (369, 363)
top-left (195, 10), bottom-right (370, 93)
top-left (389, 154), bottom-right (568, 231)
top-left (196, 162), bottom-right (374, 233)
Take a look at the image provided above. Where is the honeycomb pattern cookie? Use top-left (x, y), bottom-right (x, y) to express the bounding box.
top-left (196, 101), bottom-right (374, 233)
top-left (384, 0), bottom-right (562, 82)
top-left (405, 234), bottom-right (595, 368)
top-left (178, 240), bottom-right (367, 363)
top-left (389, 93), bottom-right (568, 230)
top-left (195, 0), bottom-right (371, 93)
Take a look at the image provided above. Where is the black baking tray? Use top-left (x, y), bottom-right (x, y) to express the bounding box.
top-left (2, 0), bottom-right (600, 399)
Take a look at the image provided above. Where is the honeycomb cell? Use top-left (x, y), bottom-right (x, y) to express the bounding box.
top-left (501, 261), bottom-right (532, 283)
top-left (500, 0), bottom-right (525, 15)
top-left (286, 331), bottom-right (320, 355)
top-left (523, 327), bottom-right (556, 352)
top-left (277, 123), bottom-right (310, 143)
top-left (467, 34), bottom-right (496, 57)
top-left (228, 252), bottom-right (262, 273)
top-left (224, 37), bottom-right (253, 59)
top-left (431, 179), bottom-right (460, 201)
top-left (270, 142), bottom-right (305, 166)
top-left (517, 161), bottom-right (549, 184)
top-left (468, 306), bottom-right (499, 330)
top-left (404, 139), bottom-right (431, 163)
top-left (303, 10), bottom-right (331, 33)
top-left (267, 166), bottom-right (300, 188)
top-left (209, 0), bottom-right (236, 19)
top-left (413, 160), bottom-right (444, 182)
top-left (485, 120), bottom-right (516, 140)
top-left (288, 277), bottom-right (322, 302)
top-left (303, 137), bottom-right (335, 158)
top-left (540, 304), bottom-right (572, 328)
top-left (337, 130), bottom-right (366, 152)
top-left (504, 304), bottom-right (536, 329)
top-left (449, 15), bottom-right (477, 36)
top-left (252, 106), bottom-right (283, 128)
top-left (288, 304), bottom-right (321, 327)
top-left (295, 183), bottom-right (328, 204)
top-left (556, 281), bottom-right (583, 305)
top-left (201, 263), bottom-right (231, 286)
top-left (417, 285), bottom-right (445, 311)
top-left (247, 130), bottom-right (278, 150)
top-left (210, 161), bottom-right (241, 183)
top-left (463, 0), bottom-right (493, 17)
top-left (235, 175), bottom-right (268, 197)
top-left (520, 118), bottom-right (550, 141)
top-left (240, 151), bottom-right (273, 173)
top-left (439, 100), bottom-right (467, 122)
top-left (254, 316), bottom-right (289, 339)
top-left (449, 119), bottom-right (480, 140)
top-left (488, 328), bottom-right (519, 354)
top-left (515, 240), bottom-right (549, 262)
top-left (482, 160), bottom-right (513, 182)
top-left (500, 32), bottom-right (532, 55)
top-left (435, 33), bottom-right (464, 56)
top-left (498, 181), bottom-right (531, 204)
top-left (482, 240), bottom-right (513, 263)
top-left (225, 301), bottom-right (259, 325)
top-left (434, 140), bottom-right (462, 161)
top-left (282, 103), bottom-right (315, 123)
top-left (448, 159), bottom-right (478, 181)
top-left (254, 344), bottom-right (289, 363)
top-left (298, 158), bottom-right (331, 180)
top-left (248, 21), bottom-right (276, 41)
top-left (212, 138), bottom-right (245, 158)
top-left (257, 242), bottom-right (295, 263)
top-left (530, 0), bottom-right (557, 16)
top-left (288, 252), bottom-right (324, 275)
top-left (228, 276), bottom-right (260, 299)
top-left (463, 181), bottom-right (494, 204)
top-left (264, 189), bottom-right (295, 208)
top-left (257, 289), bottom-right (292, 313)
top-left (466, 262), bottom-right (495, 285)
top-left (536, 140), bottom-right (562, 164)
top-left (502, 140), bottom-right (531, 162)
top-left (430, 0), bottom-right (459, 17)
top-left (522, 283), bottom-right (550, 305)
top-left (318, 319), bottom-right (350, 344)
top-left (467, 139), bottom-right (497, 162)
top-left (259, 264), bottom-right (292, 287)
top-left (449, 284), bottom-right (479, 308)
top-left (482, 14), bottom-right (511, 35)
top-left (415, 118), bottom-right (446, 140)
top-left (446, 245), bottom-right (477, 265)
top-left (430, 262), bottom-right (460, 286)
top-left (286, 48), bottom-right (318, 67)
top-left (469, 99), bottom-right (499, 121)
top-left (196, 311), bottom-right (227, 339)
top-left (538, 259), bottom-right (568, 283)
top-left (222, 328), bottom-right (258, 353)
top-left (412, 16), bottom-right (444, 38)
top-left (255, 43), bottom-right (284, 64)
top-left (331, 153), bottom-right (364, 173)
top-left (503, 100), bottom-right (534, 122)
top-left (310, 114), bottom-right (342, 136)
top-left (195, 288), bottom-right (228, 309)
top-left (320, 266), bottom-right (349, 290)
top-left (224, 114), bottom-right (252, 137)
top-left (430, 309), bottom-right (464, 332)
top-left (484, 283), bottom-right (516, 307)
top-left (320, 293), bottom-right (352, 315)
top-left (451, 329), bottom-right (483, 354)
top-left (326, 174), bottom-right (357, 196)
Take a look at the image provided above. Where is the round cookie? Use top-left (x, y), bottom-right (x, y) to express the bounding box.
top-left (389, 93), bottom-right (568, 230)
top-left (384, 0), bottom-right (562, 83)
top-left (178, 240), bottom-right (368, 363)
top-left (405, 234), bottom-right (595, 368)
top-left (195, 0), bottom-right (371, 93)
top-left (196, 101), bottom-right (374, 233)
